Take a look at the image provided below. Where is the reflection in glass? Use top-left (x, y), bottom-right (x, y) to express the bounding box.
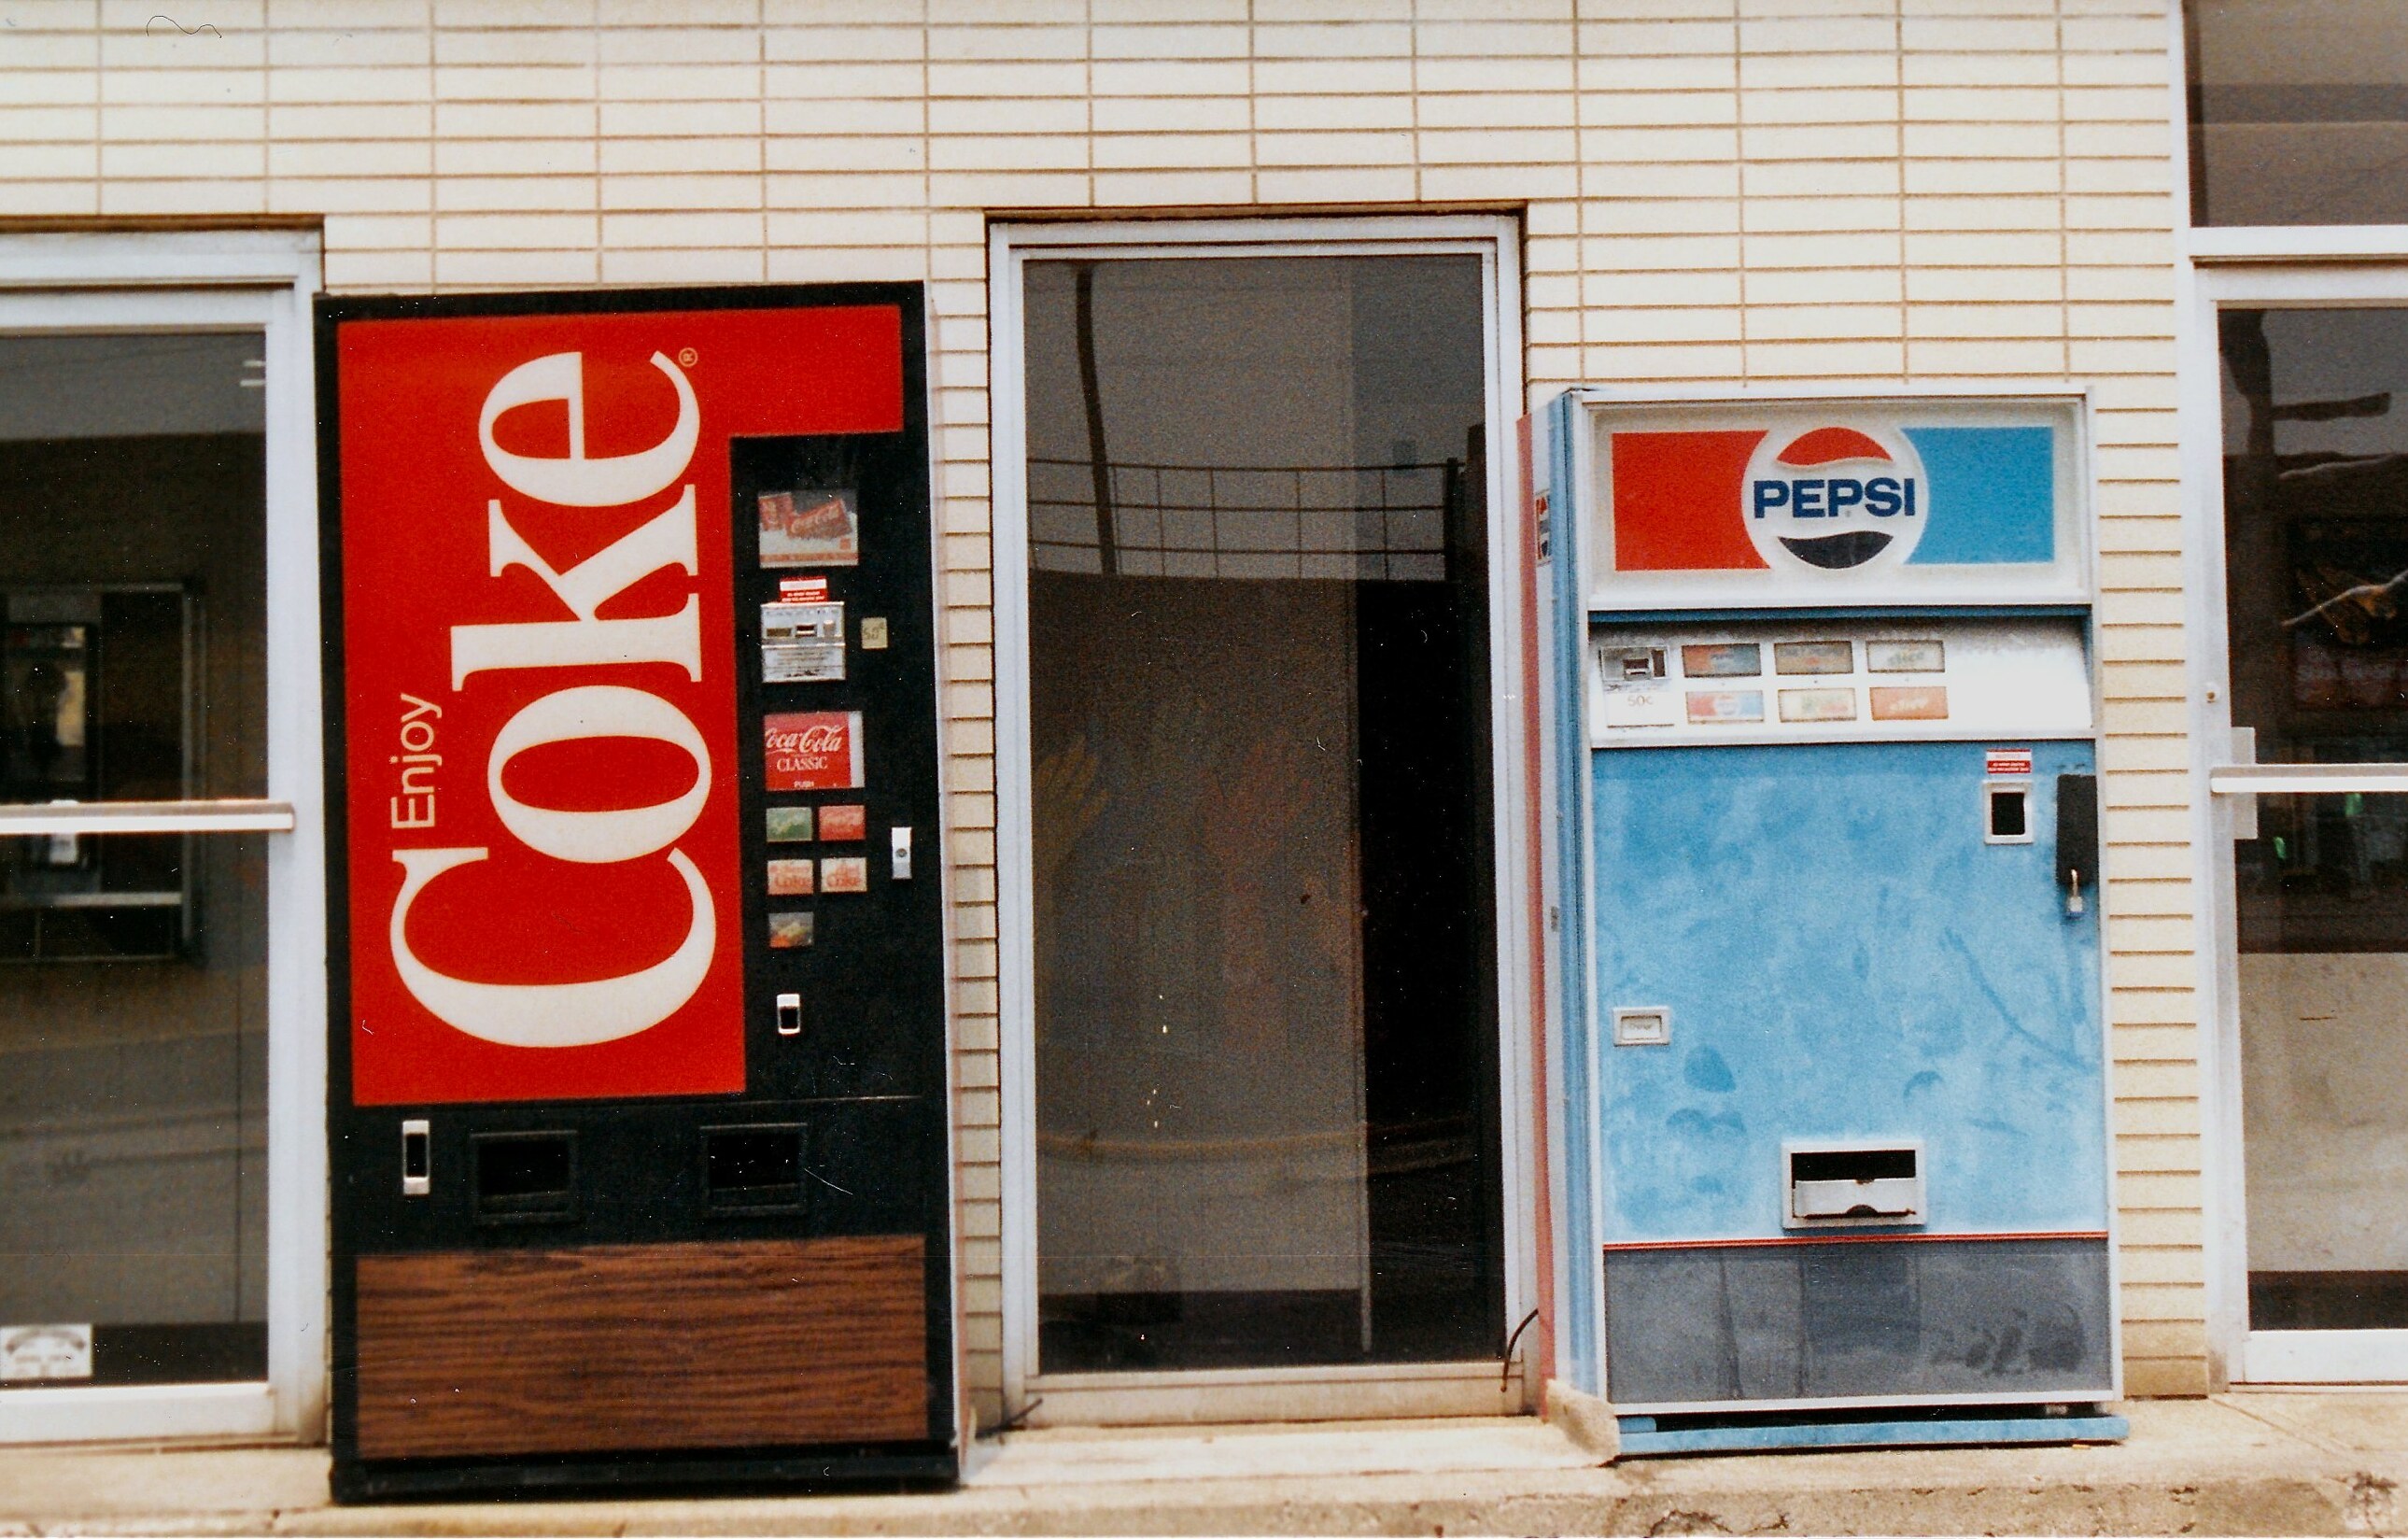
top-left (1024, 258), bottom-right (1503, 1371)
top-left (2188, 0), bottom-right (2408, 226)
top-left (2223, 308), bottom-right (2408, 1331)
top-left (0, 333), bottom-right (267, 1386)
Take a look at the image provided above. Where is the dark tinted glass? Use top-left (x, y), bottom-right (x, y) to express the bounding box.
top-left (2190, 0), bottom-right (2408, 225)
top-left (0, 332), bottom-right (268, 1387)
top-left (1022, 256), bottom-right (1505, 1371)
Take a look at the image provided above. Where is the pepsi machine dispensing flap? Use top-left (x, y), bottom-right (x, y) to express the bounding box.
top-left (1534, 391), bottom-right (2121, 1450)
top-left (318, 286), bottom-right (953, 1501)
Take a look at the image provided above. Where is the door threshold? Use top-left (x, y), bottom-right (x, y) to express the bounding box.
top-left (1013, 1361), bottom-right (1527, 1428)
top-left (2241, 1329), bottom-right (2408, 1384)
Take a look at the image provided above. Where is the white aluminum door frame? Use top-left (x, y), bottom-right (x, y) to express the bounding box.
top-left (0, 231), bottom-right (326, 1443)
top-left (2186, 257), bottom-right (2408, 1386)
top-left (988, 216), bottom-right (1535, 1423)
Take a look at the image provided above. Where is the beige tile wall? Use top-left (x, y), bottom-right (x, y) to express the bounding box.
top-left (0, 0), bottom-right (2197, 1413)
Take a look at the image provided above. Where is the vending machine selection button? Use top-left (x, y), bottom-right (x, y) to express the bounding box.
top-left (891, 825), bottom-right (912, 881)
top-left (775, 993), bottom-right (803, 1037)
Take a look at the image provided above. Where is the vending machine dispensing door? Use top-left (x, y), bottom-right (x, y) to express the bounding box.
top-left (1535, 393), bottom-right (2124, 1454)
top-left (319, 287), bottom-right (953, 1500)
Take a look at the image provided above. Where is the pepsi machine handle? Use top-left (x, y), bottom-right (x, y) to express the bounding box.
top-left (2056, 771), bottom-right (2099, 917)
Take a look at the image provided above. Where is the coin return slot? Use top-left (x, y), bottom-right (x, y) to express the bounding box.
top-left (1986, 782), bottom-right (2031, 843)
top-left (704, 1125), bottom-right (806, 1216)
top-left (1783, 1143), bottom-right (1924, 1228)
top-left (470, 1131), bottom-right (578, 1225)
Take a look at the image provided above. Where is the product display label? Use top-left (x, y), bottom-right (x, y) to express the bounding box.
top-left (758, 487), bottom-right (858, 567)
top-left (764, 711), bottom-right (865, 791)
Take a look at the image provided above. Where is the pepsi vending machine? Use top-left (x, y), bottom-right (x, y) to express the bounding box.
top-left (317, 286), bottom-right (955, 1499)
top-left (1533, 391), bottom-right (2124, 1453)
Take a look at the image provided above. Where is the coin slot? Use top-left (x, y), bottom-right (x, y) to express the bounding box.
top-left (704, 1125), bottom-right (806, 1216)
top-left (1986, 781), bottom-right (2032, 843)
top-left (470, 1131), bottom-right (578, 1225)
top-left (401, 1119), bottom-right (429, 1197)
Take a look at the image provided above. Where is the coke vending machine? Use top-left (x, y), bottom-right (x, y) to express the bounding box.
top-left (317, 286), bottom-right (954, 1500)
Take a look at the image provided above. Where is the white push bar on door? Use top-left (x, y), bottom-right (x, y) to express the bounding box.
top-left (2207, 728), bottom-right (2408, 840)
top-left (2206, 764), bottom-right (2408, 794)
top-left (0, 800), bottom-right (296, 835)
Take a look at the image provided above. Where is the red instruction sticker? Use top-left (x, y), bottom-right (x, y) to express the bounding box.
top-left (1985, 747), bottom-right (2034, 776)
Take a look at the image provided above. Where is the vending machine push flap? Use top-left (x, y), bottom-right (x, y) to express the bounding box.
top-left (1536, 390), bottom-right (2123, 1453)
top-left (319, 285), bottom-right (954, 1501)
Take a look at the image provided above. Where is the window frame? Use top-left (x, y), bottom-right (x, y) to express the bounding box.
top-left (0, 230), bottom-right (327, 1444)
top-left (987, 216), bottom-right (1538, 1424)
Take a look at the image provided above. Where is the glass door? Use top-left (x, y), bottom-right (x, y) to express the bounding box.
top-left (0, 331), bottom-right (292, 1404)
top-left (1015, 252), bottom-right (1509, 1377)
top-left (2215, 300), bottom-right (2408, 1377)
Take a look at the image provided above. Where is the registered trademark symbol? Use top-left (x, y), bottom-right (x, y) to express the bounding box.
top-left (677, 347), bottom-right (697, 368)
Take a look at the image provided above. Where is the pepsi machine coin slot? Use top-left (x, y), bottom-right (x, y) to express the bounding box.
top-left (1986, 783), bottom-right (2031, 841)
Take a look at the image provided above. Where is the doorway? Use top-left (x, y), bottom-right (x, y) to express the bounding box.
top-left (0, 236), bottom-right (323, 1444)
top-left (992, 219), bottom-right (1533, 1421)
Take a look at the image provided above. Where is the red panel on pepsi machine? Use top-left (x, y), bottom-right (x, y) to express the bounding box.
top-left (338, 305), bottom-right (902, 1104)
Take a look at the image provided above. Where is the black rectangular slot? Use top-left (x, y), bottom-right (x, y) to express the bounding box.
top-left (1987, 785), bottom-right (2027, 840)
top-left (470, 1132), bottom-right (578, 1224)
top-left (1790, 1148), bottom-right (1917, 1183)
top-left (2057, 770), bottom-right (2099, 888)
top-left (704, 1124), bottom-right (806, 1216)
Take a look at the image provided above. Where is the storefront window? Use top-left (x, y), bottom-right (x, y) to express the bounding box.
top-left (0, 333), bottom-right (268, 1387)
top-left (2223, 307), bottom-right (2408, 1330)
top-left (2189, 0), bottom-right (2408, 226)
top-left (1021, 256), bottom-right (1505, 1371)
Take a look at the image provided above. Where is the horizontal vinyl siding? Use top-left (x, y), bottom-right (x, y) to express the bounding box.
top-left (0, 0), bottom-right (2197, 1418)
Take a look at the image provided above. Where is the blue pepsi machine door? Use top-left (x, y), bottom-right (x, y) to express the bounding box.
top-left (1591, 733), bottom-right (2113, 1408)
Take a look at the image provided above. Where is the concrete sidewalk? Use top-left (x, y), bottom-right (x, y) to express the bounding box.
top-left (2, 1394), bottom-right (2404, 1536)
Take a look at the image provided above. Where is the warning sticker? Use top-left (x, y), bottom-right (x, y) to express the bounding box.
top-left (1985, 747), bottom-right (2034, 776)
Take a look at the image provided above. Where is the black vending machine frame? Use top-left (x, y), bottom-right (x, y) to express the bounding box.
top-left (317, 284), bottom-right (955, 1502)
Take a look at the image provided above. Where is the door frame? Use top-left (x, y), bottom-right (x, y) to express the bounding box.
top-left (0, 230), bottom-right (327, 1443)
top-left (987, 215), bottom-right (1536, 1424)
top-left (2185, 256), bottom-right (2408, 1386)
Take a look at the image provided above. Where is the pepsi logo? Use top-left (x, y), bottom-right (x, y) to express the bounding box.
top-left (1743, 425), bottom-right (1925, 572)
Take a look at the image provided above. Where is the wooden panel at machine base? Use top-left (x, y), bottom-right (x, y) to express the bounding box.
top-left (354, 1236), bottom-right (926, 1459)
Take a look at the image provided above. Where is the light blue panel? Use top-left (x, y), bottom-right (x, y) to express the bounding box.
top-left (1590, 740), bottom-right (2106, 1242)
top-left (1544, 393), bottom-right (1603, 1393)
top-left (1616, 1415), bottom-right (2128, 1457)
top-left (1902, 426), bottom-right (2056, 566)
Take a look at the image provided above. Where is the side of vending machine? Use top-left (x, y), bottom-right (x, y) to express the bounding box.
top-left (1532, 388), bottom-right (2127, 1454)
top-left (317, 285), bottom-right (956, 1500)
